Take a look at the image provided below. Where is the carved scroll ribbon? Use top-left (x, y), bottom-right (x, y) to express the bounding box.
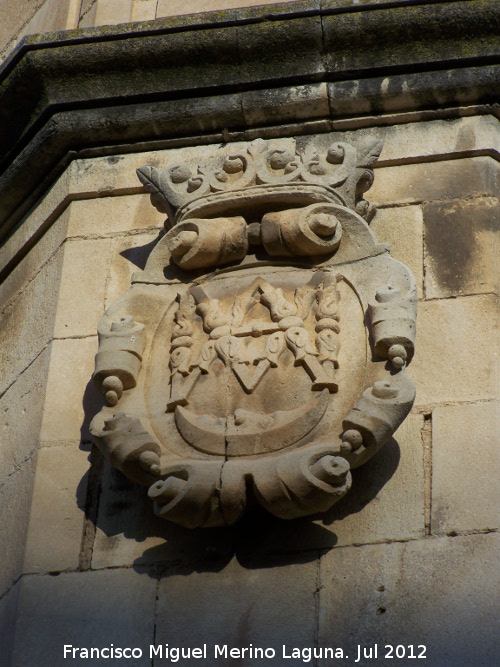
top-left (93, 316), bottom-right (146, 405)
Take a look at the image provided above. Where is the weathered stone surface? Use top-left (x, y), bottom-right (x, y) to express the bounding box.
top-left (369, 157), bottom-right (500, 206)
top-left (321, 114), bottom-right (500, 166)
top-left (0, 0), bottom-right (79, 61)
top-left (323, 2), bottom-right (500, 76)
top-left (0, 0), bottom-right (46, 54)
top-left (10, 569), bottom-right (157, 666)
top-left (0, 245), bottom-right (63, 397)
top-left (370, 205), bottom-right (423, 298)
top-left (69, 153), bottom-right (153, 197)
top-left (376, 115), bottom-right (500, 165)
top-left (94, 0), bottom-right (133, 26)
top-left (431, 401), bottom-right (499, 535)
top-left (104, 231), bottom-right (161, 308)
top-left (423, 197), bottom-right (499, 299)
top-left (408, 294), bottom-right (498, 406)
top-left (0, 347), bottom-right (51, 489)
top-left (0, 168), bottom-right (71, 284)
top-left (91, 460), bottom-right (233, 568)
top-left (39, 337), bottom-right (102, 444)
top-left (23, 444), bottom-right (90, 574)
top-left (156, 556), bottom-right (317, 661)
top-left (233, 413), bottom-right (425, 555)
top-left (79, 0), bottom-right (97, 19)
top-left (131, 0), bottom-right (157, 23)
top-left (319, 533), bottom-right (500, 666)
top-left (53, 238), bottom-right (112, 338)
top-left (15, 0), bottom-right (77, 39)
top-left (67, 194), bottom-right (165, 237)
top-left (237, 13), bottom-right (324, 83)
top-left (0, 208), bottom-right (69, 311)
top-left (242, 83), bottom-right (329, 127)
top-left (156, 0), bottom-right (305, 18)
top-left (324, 412), bottom-right (425, 545)
top-left (78, 1), bottom-right (98, 28)
top-left (0, 456), bottom-right (36, 596)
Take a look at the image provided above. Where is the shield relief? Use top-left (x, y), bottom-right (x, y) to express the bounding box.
top-left (90, 138), bottom-right (417, 528)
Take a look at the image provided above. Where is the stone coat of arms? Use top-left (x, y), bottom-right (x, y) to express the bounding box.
top-left (90, 138), bottom-right (417, 528)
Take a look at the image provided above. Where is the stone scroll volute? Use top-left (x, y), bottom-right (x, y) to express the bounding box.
top-left (89, 137), bottom-right (417, 529)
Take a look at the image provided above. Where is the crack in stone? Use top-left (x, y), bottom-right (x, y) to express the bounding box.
top-left (421, 413), bottom-right (433, 536)
top-left (79, 446), bottom-right (104, 571)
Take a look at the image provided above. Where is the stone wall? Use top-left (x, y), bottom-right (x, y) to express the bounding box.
top-left (1, 115), bottom-right (497, 666)
top-left (0, 2), bottom-right (498, 666)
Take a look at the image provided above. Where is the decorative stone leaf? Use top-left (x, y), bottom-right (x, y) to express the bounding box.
top-left (136, 166), bottom-right (171, 218)
top-left (356, 139), bottom-right (384, 167)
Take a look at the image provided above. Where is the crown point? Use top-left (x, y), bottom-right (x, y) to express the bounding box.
top-left (169, 164), bottom-right (191, 183)
top-left (223, 156), bottom-right (244, 174)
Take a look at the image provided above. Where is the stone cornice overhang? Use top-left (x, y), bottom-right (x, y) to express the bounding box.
top-left (0, 0), bottom-right (499, 242)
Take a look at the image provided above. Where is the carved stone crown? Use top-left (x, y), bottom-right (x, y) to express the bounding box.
top-left (137, 137), bottom-right (384, 226)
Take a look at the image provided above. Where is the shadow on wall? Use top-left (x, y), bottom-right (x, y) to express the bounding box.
top-left (76, 373), bottom-right (400, 578)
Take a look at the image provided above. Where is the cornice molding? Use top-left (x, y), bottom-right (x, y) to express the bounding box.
top-left (0, 0), bottom-right (499, 241)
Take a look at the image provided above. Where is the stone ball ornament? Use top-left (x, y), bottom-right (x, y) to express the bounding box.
top-left (90, 137), bottom-right (417, 529)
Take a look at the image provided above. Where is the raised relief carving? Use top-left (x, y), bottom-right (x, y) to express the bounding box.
top-left (90, 137), bottom-right (417, 528)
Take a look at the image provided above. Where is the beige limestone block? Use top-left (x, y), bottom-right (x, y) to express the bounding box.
top-left (0, 0), bottom-right (46, 54)
top-left (328, 115), bottom-right (500, 167)
top-left (156, 0), bottom-right (303, 17)
top-left (234, 413), bottom-right (425, 555)
top-left (10, 569), bottom-right (157, 666)
top-left (423, 197), bottom-right (499, 299)
top-left (53, 237), bottom-right (112, 338)
top-left (0, 347), bottom-right (51, 488)
top-left (80, 0), bottom-right (98, 17)
top-left (94, 0), bottom-right (133, 27)
top-left (92, 460), bottom-right (234, 568)
top-left (24, 0), bottom-right (78, 33)
top-left (40, 337), bottom-right (102, 444)
top-left (78, 1), bottom-right (98, 28)
top-left (0, 208), bottom-right (69, 311)
top-left (156, 556), bottom-right (317, 657)
top-left (23, 445), bottom-right (90, 574)
top-left (0, 167), bottom-right (71, 281)
top-left (370, 156), bottom-right (500, 206)
top-left (319, 533), bottom-right (500, 666)
top-left (67, 194), bottom-right (165, 237)
top-left (69, 152), bottom-right (158, 195)
top-left (91, 461), bottom-right (172, 569)
top-left (370, 205), bottom-right (424, 298)
top-left (65, 0), bottom-right (81, 29)
top-left (326, 412), bottom-right (425, 546)
top-left (408, 294), bottom-right (498, 407)
top-left (104, 231), bottom-right (160, 308)
top-left (0, 245), bottom-right (63, 397)
top-left (431, 401), bottom-right (499, 535)
top-left (131, 0), bottom-right (157, 22)
top-left (380, 114), bottom-right (500, 165)
top-left (0, 457), bottom-right (36, 596)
